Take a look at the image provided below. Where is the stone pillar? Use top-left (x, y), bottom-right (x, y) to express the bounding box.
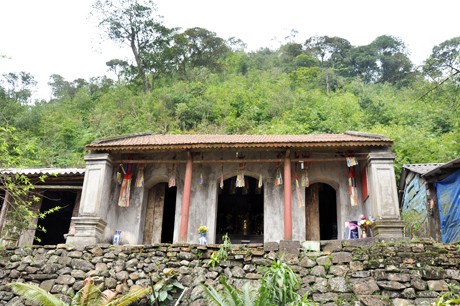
top-left (284, 150), bottom-right (292, 240)
top-left (366, 152), bottom-right (405, 238)
top-left (66, 153), bottom-right (112, 246)
top-left (179, 151), bottom-right (193, 242)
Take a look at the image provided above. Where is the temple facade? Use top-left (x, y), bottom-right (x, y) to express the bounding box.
top-left (65, 132), bottom-right (404, 246)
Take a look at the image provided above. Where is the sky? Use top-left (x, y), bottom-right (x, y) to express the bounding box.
top-left (0, 0), bottom-right (459, 100)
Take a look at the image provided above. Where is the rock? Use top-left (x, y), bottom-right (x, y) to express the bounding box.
top-left (105, 277), bottom-right (117, 288)
top-left (299, 257), bottom-right (316, 268)
top-left (311, 266), bottom-right (326, 276)
top-left (377, 281), bottom-right (406, 291)
top-left (264, 242), bottom-right (278, 252)
top-left (352, 278), bottom-right (380, 295)
top-left (71, 259), bottom-right (94, 272)
top-left (392, 298), bottom-right (414, 306)
top-left (190, 285), bottom-right (204, 301)
top-left (316, 256), bottom-right (332, 266)
top-left (328, 277), bottom-right (350, 292)
top-left (331, 252), bottom-right (352, 263)
top-left (246, 273), bottom-right (262, 280)
top-left (329, 265), bottom-right (348, 276)
top-left (279, 240), bottom-right (300, 255)
top-left (401, 288), bottom-right (416, 299)
top-left (427, 280), bottom-right (448, 291)
top-left (350, 261), bottom-right (363, 271)
top-left (231, 266), bottom-right (245, 278)
top-left (115, 270), bottom-right (129, 281)
top-left (410, 278), bottom-right (426, 290)
top-left (312, 292), bottom-right (338, 303)
top-left (68, 251), bottom-right (83, 258)
top-left (313, 278), bottom-right (328, 293)
top-left (39, 279), bottom-right (55, 292)
top-left (302, 241), bottom-right (320, 252)
top-left (352, 271), bottom-right (371, 278)
top-left (388, 273), bottom-right (411, 282)
top-left (56, 274), bottom-right (75, 285)
top-left (357, 295), bottom-right (390, 306)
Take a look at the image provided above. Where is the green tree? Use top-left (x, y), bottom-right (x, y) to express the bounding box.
top-left (93, 0), bottom-right (175, 92)
top-left (423, 37), bottom-right (460, 82)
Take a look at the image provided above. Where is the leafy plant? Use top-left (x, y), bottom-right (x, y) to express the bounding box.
top-left (148, 268), bottom-right (185, 305)
top-left (435, 283), bottom-right (460, 306)
top-left (258, 259), bottom-right (303, 305)
top-left (209, 234), bottom-right (233, 267)
top-left (202, 276), bottom-right (258, 306)
top-left (202, 258), bottom-right (314, 306)
top-left (9, 277), bottom-right (151, 306)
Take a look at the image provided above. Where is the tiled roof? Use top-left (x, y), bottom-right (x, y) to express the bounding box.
top-left (87, 132), bottom-right (392, 151)
top-left (402, 164), bottom-right (444, 175)
top-left (1, 168), bottom-right (85, 177)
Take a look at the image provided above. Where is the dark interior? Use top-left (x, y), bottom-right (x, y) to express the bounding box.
top-left (34, 190), bottom-right (76, 245)
top-left (216, 176), bottom-right (263, 243)
top-left (319, 183), bottom-right (338, 240)
top-left (161, 184), bottom-right (177, 243)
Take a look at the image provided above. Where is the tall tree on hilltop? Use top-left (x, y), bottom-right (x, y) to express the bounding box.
top-left (93, 0), bottom-right (174, 92)
top-left (304, 36), bottom-right (351, 68)
top-left (423, 37), bottom-right (460, 83)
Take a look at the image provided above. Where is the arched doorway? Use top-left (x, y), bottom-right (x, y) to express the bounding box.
top-left (216, 176), bottom-right (263, 243)
top-left (305, 183), bottom-right (337, 240)
top-left (143, 183), bottom-right (177, 244)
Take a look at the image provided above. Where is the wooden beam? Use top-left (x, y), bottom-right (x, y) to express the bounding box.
top-left (33, 185), bottom-right (83, 190)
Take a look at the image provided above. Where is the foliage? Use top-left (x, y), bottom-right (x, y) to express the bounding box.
top-left (401, 210), bottom-right (426, 238)
top-left (8, 277), bottom-right (151, 306)
top-left (209, 234), bottom-right (233, 267)
top-left (148, 268), bottom-right (184, 306)
top-left (258, 259), bottom-right (303, 305)
top-left (198, 225), bottom-right (209, 235)
top-left (202, 259), bottom-right (314, 306)
top-left (434, 283), bottom-right (460, 306)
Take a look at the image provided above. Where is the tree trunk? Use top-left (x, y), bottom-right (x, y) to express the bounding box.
top-left (130, 30), bottom-right (150, 93)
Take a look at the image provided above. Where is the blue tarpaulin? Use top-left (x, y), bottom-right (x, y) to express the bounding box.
top-left (436, 168), bottom-right (460, 243)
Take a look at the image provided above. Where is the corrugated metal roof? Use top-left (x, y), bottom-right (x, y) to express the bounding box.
top-left (402, 164), bottom-right (444, 175)
top-left (1, 168), bottom-right (85, 177)
top-left (423, 157), bottom-right (460, 179)
top-left (87, 132), bottom-right (392, 151)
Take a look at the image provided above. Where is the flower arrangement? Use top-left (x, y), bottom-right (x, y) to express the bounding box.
top-left (359, 215), bottom-right (372, 230)
top-left (198, 225), bottom-right (208, 235)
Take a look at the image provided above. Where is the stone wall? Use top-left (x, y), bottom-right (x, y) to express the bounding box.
top-left (0, 239), bottom-right (459, 305)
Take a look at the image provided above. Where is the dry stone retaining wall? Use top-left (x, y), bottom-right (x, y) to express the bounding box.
top-left (0, 238), bottom-right (459, 305)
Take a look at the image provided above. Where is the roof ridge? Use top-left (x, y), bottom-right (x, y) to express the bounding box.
top-left (344, 130), bottom-right (388, 140)
top-left (91, 132), bottom-right (152, 144)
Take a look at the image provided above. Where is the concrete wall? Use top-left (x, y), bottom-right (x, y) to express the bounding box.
top-left (97, 150), bottom-right (375, 245)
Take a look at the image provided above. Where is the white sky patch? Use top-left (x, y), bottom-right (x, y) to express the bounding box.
top-left (0, 0), bottom-right (459, 100)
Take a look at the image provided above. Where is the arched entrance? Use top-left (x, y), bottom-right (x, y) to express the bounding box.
top-left (143, 183), bottom-right (177, 244)
top-left (305, 183), bottom-right (337, 240)
top-left (216, 176), bottom-right (263, 243)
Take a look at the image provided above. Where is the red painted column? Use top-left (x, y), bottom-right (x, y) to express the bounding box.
top-left (179, 151), bottom-right (193, 242)
top-left (284, 150), bottom-right (292, 240)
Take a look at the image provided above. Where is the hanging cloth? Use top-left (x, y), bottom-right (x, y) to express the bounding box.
top-left (116, 172), bottom-right (123, 185)
top-left (348, 167), bottom-right (358, 206)
top-left (118, 164), bottom-right (132, 207)
top-left (346, 157), bottom-right (358, 167)
top-left (275, 163), bottom-right (283, 186)
top-left (295, 172), bottom-right (304, 208)
top-left (168, 164), bottom-right (176, 188)
top-left (236, 172), bottom-right (245, 187)
top-left (135, 164), bottom-right (145, 187)
top-left (220, 163), bottom-right (224, 189)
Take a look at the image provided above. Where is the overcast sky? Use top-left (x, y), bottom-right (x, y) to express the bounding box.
top-left (1, 0), bottom-right (459, 100)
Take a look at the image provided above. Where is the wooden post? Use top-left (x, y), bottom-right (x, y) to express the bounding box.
top-left (306, 184), bottom-right (320, 241)
top-left (284, 150), bottom-right (292, 240)
top-left (179, 151), bottom-right (193, 242)
top-left (0, 192), bottom-right (10, 233)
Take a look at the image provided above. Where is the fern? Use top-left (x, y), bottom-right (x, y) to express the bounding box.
top-left (9, 282), bottom-right (67, 306)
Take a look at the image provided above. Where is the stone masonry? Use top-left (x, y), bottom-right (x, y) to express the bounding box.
top-left (0, 238), bottom-right (459, 305)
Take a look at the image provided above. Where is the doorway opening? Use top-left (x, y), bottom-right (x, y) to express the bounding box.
top-left (143, 183), bottom-right (176, 244)
top-left (34, 190), bottom-right (77, 245)
top-left (216, 176), bottom-right (263, 243)
top-left (306, 183), bottom-right (337, 241)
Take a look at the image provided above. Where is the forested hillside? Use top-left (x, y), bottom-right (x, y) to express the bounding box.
top-left (1, 0), bottom-right (459, 176)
